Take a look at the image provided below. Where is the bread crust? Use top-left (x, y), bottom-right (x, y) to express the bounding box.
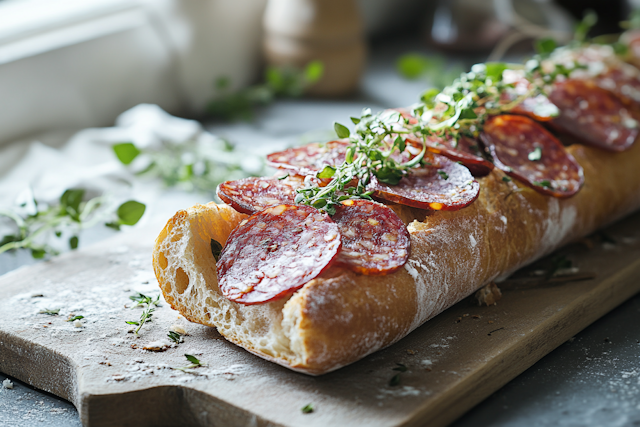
top-left (153, 140), bottom-right (640, 375)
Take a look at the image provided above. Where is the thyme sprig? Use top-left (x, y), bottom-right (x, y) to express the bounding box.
top-left (0, 189), bottom-right (145, 259)
top-left (126, 293), bottom-right (160, 335)
top-left (296, 110), bottom-right (425, 215)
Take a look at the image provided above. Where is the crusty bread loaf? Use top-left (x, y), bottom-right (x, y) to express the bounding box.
top-left (153, 140), bottom-right (640, 375)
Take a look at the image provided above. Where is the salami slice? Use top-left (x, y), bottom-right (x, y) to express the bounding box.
top-left (548, 79), bottom-right (639, 152)
top-left (332, 200), bottom-right (410, 275)
top-left (500, 69), bottom-right (558, 122)
top-left (266, 140), bottom-right (349, 176)
top-left (406, 134), bottom-right (494, 177)
top-left (217, 204), bottom-right (341, 305)
top-left (217, 176), bottom-right (301, 215)
top-left (480, 115), bottom-right (584, 198)
top-left (367, 153), bottom-right (480, 211)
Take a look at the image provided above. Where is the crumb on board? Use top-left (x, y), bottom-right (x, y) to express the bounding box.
top-left (3, 379), bottom-right (14, 389)
top-left (475, 282), bottom-right (502, 306)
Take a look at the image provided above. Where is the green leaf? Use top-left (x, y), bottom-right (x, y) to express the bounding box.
top-left (105, 222), bottom-right (121, 231)
top-left (116, 200), bottom-right (146, 226)
top-left (211, 239), bottom-right (223, 262)
top-left (528, 147), bottom-right (542, 161)
top-left (112, 142), bottom-right (141, 165)
top-left (185, 354), bottom-right (201, 365)
top-left (60, 189), bottom-right (85, 220)
top-left (31, 248), bottom-right (46, 259)
top-left (215, 76), bottom-right (230, 90)
top-left (334, 122), bottom-right (350, 139)
top-left (397, 54), bottom-right (431, 79)
top-left (534, 180), bottom-right (553, 188)
top-left (68, 315), bottom-right (84, 322)
top-left (485, 62), bottom-right (507, 81)
top-left (69, 236), bottom-right (79, 250)
top-left (393, 363), bottom-right (408, 372)
top-left (394, 136), bottom-right (406, 153)
top-left (345, 147), bottom-right (355, 164)
top-left (317, 166), bottom-right (336, 179)
top-left (437, 170), bottom-right (449, 180)
top-left (301, 403), bottom-right (314, 414)
top-left (502, 176), bottom-right (512, 182)
top-left (39, 308), bottom-right (60, 315)
top-left (350, 117), bottom-right (361, 125)
top-left (459, 108), bottom-right (478, 120)
top-left (312, 199), bottom-right (327, 209)
top-left (421, 88), bottom-right (440, 108)
top-left (389, 373), bottom-right (401, 386)
top-left (375, 167), bottom-right (404, 185)
top-left (125, 321), bottom-right (139, 325)
top-left (574, 10), bottom-right (598, 42)
top-left (535, 38), bottom-right (558, 55)
top-left (168, 330), bottom-right (181, 344)
top-left (304, 60), bottom-right (324, 83)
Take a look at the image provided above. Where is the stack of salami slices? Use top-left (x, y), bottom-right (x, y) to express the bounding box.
top-left (215, 44), bottom-right (640, 305)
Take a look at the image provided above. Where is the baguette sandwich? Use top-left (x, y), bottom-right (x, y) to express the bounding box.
top-left (153, 41), bottom-right (640, 375)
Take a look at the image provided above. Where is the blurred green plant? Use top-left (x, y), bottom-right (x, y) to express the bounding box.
top-left (0, 189), bottom-right (145, 259)
top-left (112, 136), bottom-right (264, 195)
top-left (206, 61), bottom-right (324, 121)
top-left (396, 53), bottom-right (464, 90)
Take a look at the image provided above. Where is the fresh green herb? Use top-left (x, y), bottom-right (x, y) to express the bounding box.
top-left (112, 142), bottom-right (141, 165)
top-left (502, 176), bottom-right (512, 182)
top-left (534, 180), bottom-right (553, 188)
top-left (211, 239), bottom-right (223, 262)
top-left (396, 53), bottom-right (464, 89)
top-left (0, 189), bottom-right (145, 259)
top-left (277, 173), bottom-right (289, 180)
top-left (548, 255), bottom-right (572, 279)
top-left (168, 330), bottom-right (182, 344)
top-left (67, 315), bottom-right (84, 322)
top-left (172, 354), bottom-right (206, 373)
top-left (528, 147), bottom-right (542, 161)
top-left (392, 363), bottom-right (408, 372)
top-left (574, 10), bottom-right (598, 43)
top-left (389, 373), bottom-right (401, 386)
top-left (437, 170), bottom-right (449, 180)
top-left (126, 293), bottom-right (160, 335)
top-left (207, 61), bottom-right (324, 121)
top-left (112, 137), bottom-right (263, 196)
top-left (301, 403), bottom-right (314, 414)
top-left (39, 308), bottom-right (60, 315)
top-left (535, 38), bottom-right (558, 55)
top-left (129, 292), bottom-right (161, 308)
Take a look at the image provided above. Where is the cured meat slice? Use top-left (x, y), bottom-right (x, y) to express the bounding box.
top-left (500, 69), bottom-right (558, 122)
top-left (217, 204), bottom-right (341, 305)
top-left (406, 134), bottom-right (494, 177)
top-left (266, 140), bottom-right (349, 176)
top-left (332, 199), bottom-right (410, 275)
top-left (217, 176), bottom-right (301, 215)
top-left (548, 79), bottom-right (639, 152)
top-left (367, 153), bottom-right (480, 211)
top-left (480, 115), bottom-right (584, 198)
top-left (593, 67), bottom-right (640, 108)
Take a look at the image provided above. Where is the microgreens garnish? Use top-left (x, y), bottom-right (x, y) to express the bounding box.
top-left (39, 308), bottom-right (60, 315)
top-left (301, 403), bottom-right (314, 414)
top-left (126, 293), bottom-right (160, 335)
top-left (0, 189), bottom-right (145, 259)
top-left (502, 176), bottom-right (512, 182)
top-left (207, 61), bottom-right (324, 121)
top-left (67, 315), bottom-right (84, 322)
top-left (167, 330), bottom-right (182, 344)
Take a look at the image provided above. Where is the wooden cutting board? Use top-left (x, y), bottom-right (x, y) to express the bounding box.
top-left (1, 211), bottom-right (640, 427)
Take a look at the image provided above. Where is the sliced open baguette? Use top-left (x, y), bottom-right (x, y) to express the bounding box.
top-left (153, 141), bottom-right (640, 375)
